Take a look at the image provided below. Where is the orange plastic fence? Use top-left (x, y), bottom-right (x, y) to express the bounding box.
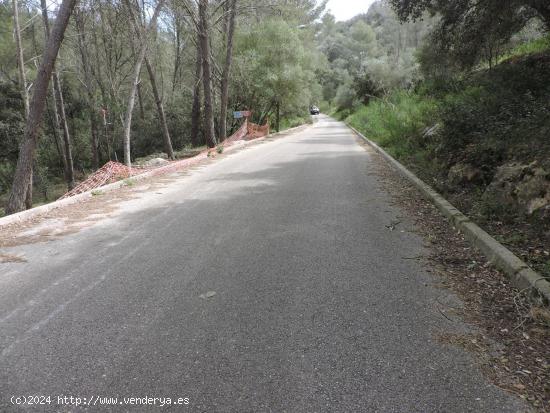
top-left (223, 119), bottom-right (249, 145)
top-left (247, 120), bottom-right (270, 139)
top-left (61, 117), bottom-right (270, 199)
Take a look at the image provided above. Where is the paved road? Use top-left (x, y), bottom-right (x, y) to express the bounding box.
top-left (1, 116), bottom-right (525, 412)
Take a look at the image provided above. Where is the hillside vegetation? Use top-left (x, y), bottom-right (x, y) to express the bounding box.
top-left (325, 1), bottom-right (550, 279)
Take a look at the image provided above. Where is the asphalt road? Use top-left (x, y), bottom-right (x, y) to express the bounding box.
top-left (1, 116), bottom-right (526, 412)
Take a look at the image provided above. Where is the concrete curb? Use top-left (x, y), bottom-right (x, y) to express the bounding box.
top-left (0, 123), bottom-right (311, 230)
top-left (347, 124), bottom-right (550, 303)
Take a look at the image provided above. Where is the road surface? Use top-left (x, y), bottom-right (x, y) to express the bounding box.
top-left (1, 116), bottom-right (525, 412)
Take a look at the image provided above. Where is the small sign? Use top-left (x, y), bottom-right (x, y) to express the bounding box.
top-left (234, 111), bottom-right (252, 119)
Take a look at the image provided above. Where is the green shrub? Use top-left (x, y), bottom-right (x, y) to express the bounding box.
top-left (346, 91), bottom-right (438, 162)
top-left (436, 53), bottom-right (550, 173)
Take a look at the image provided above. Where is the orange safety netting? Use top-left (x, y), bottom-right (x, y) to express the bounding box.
top-left (223, 118), bottom-right (249, 144)
top-left (247, 120), bottom-right (270, 139)
top-left (60, 161), bottom-right (137, 199)
top-left (61, 117), bottom-right (270, 199)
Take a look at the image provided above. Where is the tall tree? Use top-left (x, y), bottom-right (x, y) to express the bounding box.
top-left (145, 58), bottom-right (175, 159)
top-left (6, 0), bottom-right (79, 215)
top-left (198, 0), bottom-right (217, 148)
top-left (126, 1), bottom-right (175, 160)
top-left (11, 0), bottom-right (33, 209)
top-left (74, 7), bottom-right (100, 170)
top-left (121, 0), bottom-right (165, 167)
top-left (41, 0), bottom-right (75, 190)
top-left (219, 0), bottom-right (237, 141)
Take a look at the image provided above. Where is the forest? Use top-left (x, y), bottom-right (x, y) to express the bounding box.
top-left (0, 0), bottom-right (325, 214)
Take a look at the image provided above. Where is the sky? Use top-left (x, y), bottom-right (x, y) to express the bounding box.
top-left (325, 0), bottom-right (378, 21)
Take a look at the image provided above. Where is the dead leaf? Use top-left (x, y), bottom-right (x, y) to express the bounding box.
top-left (199, 291), bottom-right (217, 299)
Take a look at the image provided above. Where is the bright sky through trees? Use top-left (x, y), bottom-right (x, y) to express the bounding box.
top-left (325, 0), bottom-right (377, 21)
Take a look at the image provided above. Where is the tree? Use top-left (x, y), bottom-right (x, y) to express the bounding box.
top-left (74, 7), bottom-right (100, 170)
top-left (190, 41), bottom-right (203, 147)
top-left (389, 0), bottom-right (550, 68)
top-left (41, 0), bottom-right (75, 190)
top-left (11, 0), bottom-right (33, 209)
top-left (125, 2), bottom-right (175, 160)
top-left (121, 0), bottom-right (165, 167)
top-left (198, 0), bottom-right (217, 148)
top-left (390, 0), bottom-right (550, 27)
top-left (6, 0), bottom-right (78, 215)
top-left (145, 58), bottom-right (175, 159)
top-left (219, 0), bottom-right (237, 141)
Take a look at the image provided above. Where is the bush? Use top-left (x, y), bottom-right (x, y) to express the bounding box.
top-left (436, 52), bottom-right (550, 173)
top-left (334, 82), bottom-right (359, 111)
top-left (346, 91), bottom-right (438, 162)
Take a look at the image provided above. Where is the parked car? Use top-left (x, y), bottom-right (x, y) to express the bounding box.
top-left (309, 105), bottom-right (320, 115)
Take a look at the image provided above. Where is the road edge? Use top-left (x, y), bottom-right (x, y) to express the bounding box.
top-left (0, 123), bottom-right (311, 230)
top-left (347, 123), bottom-right (550, 303)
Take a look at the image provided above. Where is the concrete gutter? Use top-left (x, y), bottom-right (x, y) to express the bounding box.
top-left (0, 123), bottom-right (311, 230)
top-left (348, 124), bottom-right (550, 303)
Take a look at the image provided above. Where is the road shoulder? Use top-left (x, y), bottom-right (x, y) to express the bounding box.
top-left (355, 134), bottom-right (550, 411)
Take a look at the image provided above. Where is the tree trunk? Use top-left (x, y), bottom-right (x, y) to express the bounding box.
top-left (53, 75), bottom-right (75, 189)
top-left (198, 0), bottom-right (217, 148)
top-left (41, 0), bottom-right (75, 190)
top-left (125, 3), bottom-right (175, 160)
top-left (46, 95), bottom-right (66, 166)
top-left (74, 9), bottom-right (99, 169)
top-left (190, 42), bottom-right (203, 147)
top-left (276, 101), bottom-right (280, 133)
top-left (33, 16), bottom-right (66, 170)
top-left (12, 0), bottom-right (33, 208)
top-left (219, 0), bottom-right (237, 141)
top-left (137, 83), bottom-right (145, 120)
top-left (6, 0), bottom-right (78, 215)
top-left (121, 0), bottom-right (165, 168)
top-left (25, 171), bottom-right (33, 209)
top-left (145, 58), bottom-right (175, 159)
top-left (172, 14), bottom-right (183, 93)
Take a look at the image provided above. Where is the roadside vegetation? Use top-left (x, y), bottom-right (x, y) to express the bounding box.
top-left (321, 1), bottom-right (550, 281)
top-left (0, 0), bottom-right (326, 216)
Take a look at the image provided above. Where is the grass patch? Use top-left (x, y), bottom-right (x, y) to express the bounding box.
top-left (279, 114), bottom-right (313, 131)
top-left (500, 34), bottom-right (550, 63)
